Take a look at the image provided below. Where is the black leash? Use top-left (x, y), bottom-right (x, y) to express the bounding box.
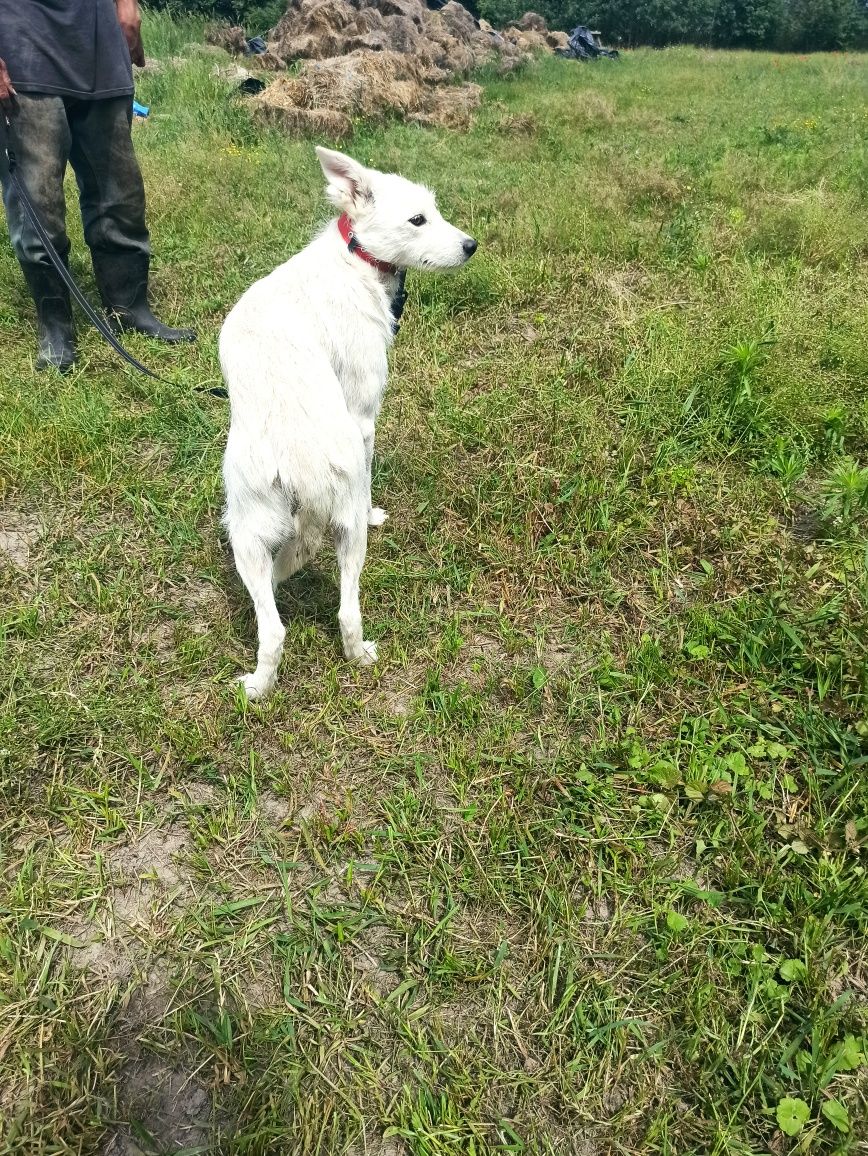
top-left (0, 113), bottom-right (227, 397)
top-left (390, 269), bottom-right (408, 334)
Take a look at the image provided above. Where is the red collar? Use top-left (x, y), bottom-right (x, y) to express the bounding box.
top-left (337, 213), bottom-right (399, 277)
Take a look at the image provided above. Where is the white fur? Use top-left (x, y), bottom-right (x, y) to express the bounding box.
top-left (220, 147), bottom-right (477, 699)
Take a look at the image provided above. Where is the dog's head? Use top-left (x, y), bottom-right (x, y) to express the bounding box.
top-left (316, 147), bottom-right (477, 271)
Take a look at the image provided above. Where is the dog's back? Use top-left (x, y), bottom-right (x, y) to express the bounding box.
top-left (221, 258), bottom-right (368, 526)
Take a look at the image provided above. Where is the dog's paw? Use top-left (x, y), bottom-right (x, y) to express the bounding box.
top-left (236, 672), bottom-right (270, 701)
top-left (355, 640), bottom-right (379, 667)
top-left (368, 507), bottom-right (388, 527)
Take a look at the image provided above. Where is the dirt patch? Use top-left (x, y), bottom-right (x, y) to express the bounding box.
top-left (108, 1057), bottom-right (211, 1153)
top-left (180, 781), bottom-right (220, 807)
top-left (103, 1134), bottom-right (147, 1156)
top-left (582, 895), bottom-right (614, 923)
top-left (112, 886), bottom-right (167, 936)
top-left (69, 936), bottom-right (139, 986)
top-left (376, 684), bottom-right (414, 717)
top-left (293, 787), bottom-right (333, 826)
top-left (0, 509), bottom-right (43, 571)
top-left (258, 790), bottom-right (293, 826)
top-left (124, 962), bottom-right (175, 1026)
top-left (789, 503), bottom-right (825, 542)
top-left (236, 966), bottom-right (284, 1010)
top-left (127, 439), bottom-right (171, 472)
top-left (173, 577), bottom-right (231, 635)
top-left (107, 827), bottom-right (190, 889)
top-left (536, 638), bottom-right (577, 674)
top-left (131, 577), bottom-right (228, 666)
top-left (132, 618), bottom-right (176, 663)
top-left (451, 629), bottom-right (513, 689)
top-left (369, 665), bottom-right (421, 717)
top-left (347, 923), bottom-right (403, 996)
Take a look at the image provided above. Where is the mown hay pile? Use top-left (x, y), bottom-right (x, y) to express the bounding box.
top-left (251, 49), bottom-right (482, 137)
top-left (208, 3), bottom-right (564, 137)
top-left (503, 11), bottom-right (570, 53)
top-left (266, 0), bottom-right (525, 76)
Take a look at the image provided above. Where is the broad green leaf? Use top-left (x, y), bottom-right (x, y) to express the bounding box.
top-left (685, 642), bottom-right (710, 659)
top-left (821, 1098), bottom-right (849, 1133)
top-left (779, 958), bottom-right (808, 982)
top-left (666, 910), bottom-right (689, 934)
top-left (679, 881), bottom-right (724, 907)
top-left (649, 759), bottom-right (679, 787)
top-left (776, 1097), bottom-right (809, 1137)
top-left (836, 1034), bottom-right (865, 1071)
top-left (767, 741), bottom-right (791, 760)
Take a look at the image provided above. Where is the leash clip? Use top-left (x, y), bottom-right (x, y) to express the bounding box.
top-left (0, 112), bottom-right (15, 176)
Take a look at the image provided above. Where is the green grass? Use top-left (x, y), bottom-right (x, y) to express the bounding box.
top-left (1, 26), bottom-right (867, 1155)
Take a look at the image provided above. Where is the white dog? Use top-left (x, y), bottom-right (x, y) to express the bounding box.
top-left (220, 147), bottom-right (477, 699)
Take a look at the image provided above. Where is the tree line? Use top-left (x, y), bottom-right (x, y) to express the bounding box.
top-left (150, 0), bottom-right (868, 50)
top-left (481, 0), bottom-right (868, 49)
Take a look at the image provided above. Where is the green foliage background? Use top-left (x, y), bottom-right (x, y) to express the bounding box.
top-left (478, 0), bottom-right (868, 48)
top-left (151, 0), bottom-right (868, 50)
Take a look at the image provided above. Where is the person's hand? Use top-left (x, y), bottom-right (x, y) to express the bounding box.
top-left (115, 0), bottom-right (145, 68)
top-left (0, 57), bottom-right (18, 115)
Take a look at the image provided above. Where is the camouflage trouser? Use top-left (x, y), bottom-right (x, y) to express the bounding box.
top-left (1, 93), bottom-right (149, 269)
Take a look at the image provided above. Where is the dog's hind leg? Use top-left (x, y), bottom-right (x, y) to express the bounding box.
top-left (231, 529), bottom-right (286, 699)
top-left (333, 512), bottom-right (377, 666)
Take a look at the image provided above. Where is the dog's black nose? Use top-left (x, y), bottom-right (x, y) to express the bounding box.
top-left (463, 237), bottom-right (478, 257)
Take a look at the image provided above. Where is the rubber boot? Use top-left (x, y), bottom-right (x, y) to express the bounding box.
top-left (20, 262), bottom-right (76, 373)
top-left (91, 250), bottom-right (196, 344)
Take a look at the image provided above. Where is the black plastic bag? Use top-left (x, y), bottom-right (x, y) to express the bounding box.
top-left (557, 25), bottom-right (619, 60)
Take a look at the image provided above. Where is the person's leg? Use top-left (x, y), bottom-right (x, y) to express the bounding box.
top-left (68, 96), bottom-right (195, 343)
top-left (1, 94), bottom-right (76, 371)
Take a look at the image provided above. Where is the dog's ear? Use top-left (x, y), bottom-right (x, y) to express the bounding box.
top-left (315, 147), bottom-right (373, 213)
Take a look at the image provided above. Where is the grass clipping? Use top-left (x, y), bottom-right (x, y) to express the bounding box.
top-left (252, 48), bottom-right (483, 138)
top-left (246, 0), bottom-right (561, 136)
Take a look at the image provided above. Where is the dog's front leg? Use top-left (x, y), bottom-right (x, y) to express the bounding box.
top-left (358, 416), bottom-right (388, 527)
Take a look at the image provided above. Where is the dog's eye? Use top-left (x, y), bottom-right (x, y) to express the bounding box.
top-left (409, 214), bottom-right (427, 227)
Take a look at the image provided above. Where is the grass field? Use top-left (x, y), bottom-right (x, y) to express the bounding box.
top-left (1, 20), bottom-right (867, 1155)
